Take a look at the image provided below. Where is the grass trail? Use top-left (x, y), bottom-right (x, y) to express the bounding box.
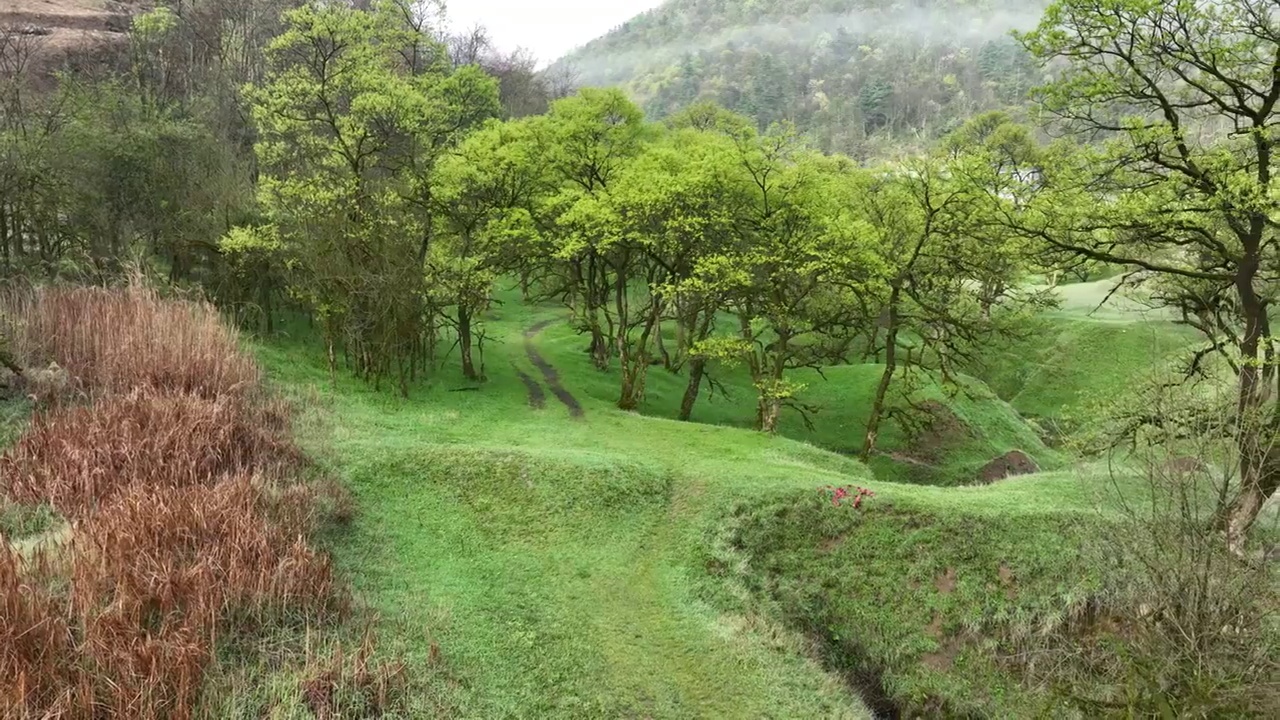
top-left (264, 300), bottom-right (871, 718)
top-left (257, 281), bottom-right (1196, 717)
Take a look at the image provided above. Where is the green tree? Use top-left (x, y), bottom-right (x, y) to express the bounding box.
top-left (245, 0), bottom-right (498, 390)
top-left (1017, 0), bottom-right (1280, 551)
top-left (697, 130), bottom-right (881, 433)
top-left (432, 118), bottom-right (545, 380)
top-left (598, 127), bottom-right (741, 410)
top-left (855, 152), bottom-right (1041, 460)
top-left (529, 88), bottom-right (647, 371)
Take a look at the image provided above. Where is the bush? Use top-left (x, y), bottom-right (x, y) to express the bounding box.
top-left (1007, 399), bottom-right (1280, 717)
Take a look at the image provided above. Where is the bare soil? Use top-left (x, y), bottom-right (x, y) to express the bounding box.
top-left (1, 0), bottom-right (134, 78)
top-left (976, 450), bottom-right (1039, 484)
top-left (901, 400), bottom-right (969, 464)
top-left (934, 567), bottom-right (957, 594)
top-left (523, 320), bottom-right (583, 418)
top-left (514, 367), bottom-right (545, 409)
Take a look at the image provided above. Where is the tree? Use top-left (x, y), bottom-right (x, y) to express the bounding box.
top-left (527, 88), bottom-right (647, 371)
top-left (432, 118), bottom-right (545, 380)
top-left (854, 151), bottom-right (1040, 460)
top-left (1016, 0), bottom-right (1280, 551)
top-left (597, 127), bottom-right (741, 411)
top-left (245, 0), bottom-right (498, 391)
top-left (696, 129), bottom-right (881, 433)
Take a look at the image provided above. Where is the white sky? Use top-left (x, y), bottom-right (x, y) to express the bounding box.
top-left (445, 1), bottom-right (666, 66)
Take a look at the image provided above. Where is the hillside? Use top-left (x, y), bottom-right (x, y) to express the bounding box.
top-left (256, 288), bottom-right (1115, 717)
top-left (553, 0), bottom-right (1049, 156)
top-left (0, 0), bottom-right (136, 80)
top-left (3, 0), bottom-right (1277, 716)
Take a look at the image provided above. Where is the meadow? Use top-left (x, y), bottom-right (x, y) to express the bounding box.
top-left (248, 278), bottom-right (1206, 717)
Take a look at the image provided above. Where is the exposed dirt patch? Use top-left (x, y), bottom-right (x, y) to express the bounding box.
top-left (998, 563), bottom-right (1015, 585)
top-left (818, 534), bottom-right (847, 554)
top-left (998, 563), bottom-right (1017, 601)
top-left (934, 567), bottom-right (957, 594)
top-left (1, 1), bottom-right (135, 81)
top-left (877, 450), bottom-right (936, 468)
top-left (977, 450), bottom-right (1039, 484)
top-left (920, 614), bottom-right (973, 675)
top-left (900, 400), bottom-right (969, 464)
top-left (921, 635), bottom-right (964, 673)
top-left (925, 612), bottom-right (944, 639)
top-left (1163, 455), bottom-right (1208, 476)
top-left (523, 320), bottom-right (583, 418)
top-left (513, 367), bottom-right (545, 409)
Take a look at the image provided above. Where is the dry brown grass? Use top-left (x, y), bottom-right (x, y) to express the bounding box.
top-left (0, 389), bottom-right (299, 516)
top-left (0, 284), bottom-right (359, 719)
top-left (2, 284), bottom-right (260, 400)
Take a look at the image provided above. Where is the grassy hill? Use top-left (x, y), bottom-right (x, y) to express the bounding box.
top-left (552, 0), bottom-right (1050, 156)
top-left (0, 276), bottom-right (1228, 716)
top-left (966, 279), bottom-right (1203, 435)
top-left (255, 282), bottom-right (1176, 717)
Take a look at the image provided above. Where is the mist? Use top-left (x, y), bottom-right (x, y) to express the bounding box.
top-left (565, 4), bottom-right (1050, 85)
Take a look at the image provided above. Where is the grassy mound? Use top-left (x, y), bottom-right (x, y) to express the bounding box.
top-left (526, 317), bottom-right (1059, 487)
top-left (966, 280), bottom-right (1201, 435)
top-left (702, 475), bottom-right (1105, 717)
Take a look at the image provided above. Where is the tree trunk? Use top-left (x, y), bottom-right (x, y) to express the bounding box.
top-left (678, 357), bottom-right (706, 421)
top-left (458, 305), bottom-right (477, 380)
top-left (862, 290), bottom-right (900, 460)
top-left (325, 329), bottom-right (337, 388)
top-left (588, 327), bottom-right (609, 369)
top-left (618, 365), bottom-right (639, 411)
top-left (756, 336), bottom-right (789, 434)
top-left (1223, 460), bottom-right (1280, 554)
top-left (759, 395), bottom-right (782, 434)
top-left (1223, 236), bottom-right (1273, 552)
top-left (617, 299), bottom-right (661, 410)
top-left (655, 318), bottom-right (672, 370)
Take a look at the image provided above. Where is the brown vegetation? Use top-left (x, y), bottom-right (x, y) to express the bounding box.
top-left (0, 285), bottom-right (358, 718)
top-left (2, 284), bottom-right (261, 400)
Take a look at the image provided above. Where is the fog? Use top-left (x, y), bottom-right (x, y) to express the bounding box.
top-left (566, 4), bottom-right (1049, 84)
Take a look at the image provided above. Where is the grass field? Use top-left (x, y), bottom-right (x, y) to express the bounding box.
top-left (255, 277), bottom-right (1196, 717)
top-left (0, 275), bottom-right (1222, 716)
top-left (968, 279), bottom-right (1202, 429)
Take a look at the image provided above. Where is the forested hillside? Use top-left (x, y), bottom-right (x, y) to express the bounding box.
top-left (555, 0), bottom-right (1048, 156)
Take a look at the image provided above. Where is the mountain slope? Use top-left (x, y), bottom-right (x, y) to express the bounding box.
top-left (554, 0), bottom-right (1050, 157)
top-left (0, 0), bottom-right (137, 84)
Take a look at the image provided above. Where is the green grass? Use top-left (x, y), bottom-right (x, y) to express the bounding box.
top-left (0, 499), bottom-right (59, 541)
top-left (0, 395), bottom-right (59, 547)
top-left (530, 319), bottom-right (1061, 486)
top-left (967, 281), bottom-right (1201, 429)
top-left (705, 488), bottom-right (1103, 717)
top-left (0, 395), bottom-right (31, 449)
top-left (262, 301), bottom-right (876, 717)
top-left (254, 283), bottom-right (1186, 717)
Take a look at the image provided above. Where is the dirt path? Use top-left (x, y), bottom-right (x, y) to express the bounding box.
top-left (523, 320), bottom-right (584, 418)
top-left (513, 367), bottom-right (545, 409)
